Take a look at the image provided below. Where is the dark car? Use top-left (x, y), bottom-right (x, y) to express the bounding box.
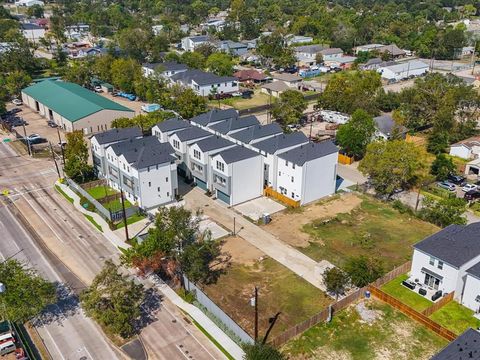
top-left (241, 90), bottom-right (254, 99)
top-left (47, 120), bottom-right (58, 128)
top-left (448, 174), bottom-right (467, 186)
top-left (465, 190), bottom-right (480, 201)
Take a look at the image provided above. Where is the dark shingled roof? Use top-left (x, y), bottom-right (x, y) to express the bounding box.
top-left (230, 123), bottom-right (283, 144)
top-left (467, 262), bottom-right (480, 280)
top-left (142, 62), bottom-right (188, 72)
top-left (208, 115), bottom-right (260, 134)
top-left (278, 141), bottom-right (338, 166)
top-left (174, 126), bottom-right (212, 142)
top-left (170, 69), bottom-right (237, 86)
top-left (109, 136), bottom-right (175, 169)
top-left (374, 114), bottom-right (407, 137)
top-left (92, 127), bottom-right (142, 145)
top-left (253, 132), bottom-right (309, 154)
top-left (190, 109), bottom-right (238, 126)
top-left (194, 136), bottom-right (235, 152)
top-left (431, 328), bottom-right (480, 360)
top-left (414, 223), bottom-right (480, 268)
top-left (216, 146), bottom-right (259, 164)
top-left (154, 117), bottom-right (190, 132)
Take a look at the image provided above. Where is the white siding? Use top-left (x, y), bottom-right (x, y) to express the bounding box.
top-left (302, 152), bottom-right (338, 204)
top-left (193, 80), bottom-right (239, 97)
top-left (449, 145), bottom-right (472, 160)
top-left (230, 156), bottom-right (263, 205)
top-left (137, 163), bottom-right (177, 209)
top-left (462, 275), bottom-right (480, 312)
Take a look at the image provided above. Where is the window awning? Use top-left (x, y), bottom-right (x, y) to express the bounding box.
top-left (421, 267), bottom-right (444, 281)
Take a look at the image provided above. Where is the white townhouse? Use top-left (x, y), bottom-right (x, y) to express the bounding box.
top-left (207, 115), bottom-right (260, 138)
top-left (252, 132), bottom-right (309, 188)
top-left (168, 127), bottom-right (213, 178)
top-left (151, 117), bottom-right (190, 143)
top-left (90, 127), bottom-right (143, 177)
top-left (276, 141), bottom-right (338, 205)
top-left (181, 35), bottom-right (211, 52)
top-left (377, 60), bottom-right (428, 81)
top-left (188, 136), bottom-right (236, 191)
top-left (210, 146), bottom-right (263, 206)
top-left (104, 136), bottom-right (178, 209)
top-left (228, 123), bottom-right (283, 146)
top-left (142, 62), bottom-right (189, 79)
top-left (170, 69), bottom-right (239, 97)
top-left (410, 223), bottom-right (480, 312)
top-left (190, 108), bottom-right (238, 128)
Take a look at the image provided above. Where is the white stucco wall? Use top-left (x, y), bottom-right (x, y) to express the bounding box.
top-left (230, 155), bottom-right (263, 206)
top-left (195, 80), bottom-right (239, 97)
top-left (462, 274), bottom-right (480, 312)
top-left (137, 163), bottom-right (177, 209)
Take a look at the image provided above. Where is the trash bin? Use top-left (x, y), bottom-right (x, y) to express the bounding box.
top-left (364, 290), bottom-right (371, 299)
top-left (263, 213), bottom-right (271, 224)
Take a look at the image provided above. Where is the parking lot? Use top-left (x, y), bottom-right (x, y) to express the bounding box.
top-left (99, 92), bottom-right (144, 116)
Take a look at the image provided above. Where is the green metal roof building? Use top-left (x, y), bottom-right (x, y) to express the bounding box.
top-left (21, 80), bottom-right (134, 134)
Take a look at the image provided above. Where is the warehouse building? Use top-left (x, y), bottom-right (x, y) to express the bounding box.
top-left (21, 80), bottom-right (134, 134)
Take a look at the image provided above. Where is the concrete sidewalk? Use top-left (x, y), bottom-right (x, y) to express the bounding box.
top-left (183, 188), bottom-right (331, 291)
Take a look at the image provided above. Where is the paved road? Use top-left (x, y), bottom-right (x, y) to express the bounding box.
top-left (0, 142), bottom-right (225, 360)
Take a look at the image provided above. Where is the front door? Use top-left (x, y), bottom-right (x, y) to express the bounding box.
top-left (424, 273), bottom-right (440, 290)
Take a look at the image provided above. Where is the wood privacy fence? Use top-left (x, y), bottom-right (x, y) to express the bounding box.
top-left (270, 261), bottom-right (412, 347)
top-left (264, 187), bottom-right (300, 208)
top-left (422, 292), bottom-right (454, 317)
top-left (338, 153), bottom-right (354, 165)
top-left (368, 286), bottom-right (457, 341)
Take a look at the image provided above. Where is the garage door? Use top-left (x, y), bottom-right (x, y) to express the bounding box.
top-left (195, 177), bottom-right (207, 190)
top-left (216, 190), bottom-right (230, 205)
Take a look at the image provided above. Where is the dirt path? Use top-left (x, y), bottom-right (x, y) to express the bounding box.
top-left (265, 193), bottom-right (362, 247)
top-left (222, 236), bottom-right (265, 266)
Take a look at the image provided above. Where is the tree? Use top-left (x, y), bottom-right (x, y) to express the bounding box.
top-left (206, 52), bottom-right (234, 76)
top-left (315, 52), bottom-right (323, 65)
top-left (359, 140), bottom-right (428, 198)
top-left (256, 32), bottom-right (295, 69)
top-left (174, 88), bottom-right (207, 119)
top-left (427, 131), bottom-right (450, 154)
top-left (111, 111), bottom-right (175, 133)
top-left (26, 4), bottom-right (44, 18)
top-left (111, 58), bottom-right (142, 93)
top-left (4, 70), bottom-right (31, 98)
top-left (323, 267), bottom-right (349, 300)
top-left (336, 109), bottom-right (375, 159)
top-left (271, 90), bottom-right (307, 126)
top-left (64, 130), bottom-right (94, 183)
top-left (0, 260), bottom-right (56, 322)
top-left (62, 60), bottom-right (93, 87)
top-left (431, 154), bottom-right (455, 181)
top-left (419, 197), bottom-right (467, 227)
top-left (80, 260), bottom-right (144, 338)
top-left (194, 43), bottom-right (217, 59)
top-left (242, 342), bottom-right (286, 360)
top-left (180, 51), bottom-right (206, 69)
top-left (317, 71), bottom-right (382, 115)
top-left (344, 256), bottom-right (384, 287)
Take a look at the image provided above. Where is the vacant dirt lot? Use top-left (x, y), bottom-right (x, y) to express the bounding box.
top-left (264, 193), bottom-right (362, 247)
top-left (221, 236), bottom-right (264, 266)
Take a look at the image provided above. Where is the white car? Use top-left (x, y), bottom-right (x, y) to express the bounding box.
top-left (12, 98), bottom-right (22, 106)
top-left (94, 86), bottom-right (103, 93)
top-left (462, 183), bottom-right (478, 192)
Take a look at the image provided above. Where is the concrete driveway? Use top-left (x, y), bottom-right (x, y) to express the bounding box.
top-left (234, 196), bottom-right (285, 221)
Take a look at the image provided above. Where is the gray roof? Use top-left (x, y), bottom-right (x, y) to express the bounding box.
top-left (278, 140), bottom-right (338, 166)
top-left (170, 69), bottom-right (237, 86)
top-left (253, 132), bottom-right (309, 154)
top-left (261, 81), bottom-right (290, 93)
top-left (374, 114), bottom-right (407, 136)
top-left (194, 136), bottom-right (235, 152)
top-left (109, 136), bottom-right (175, 169)
top-left (175, 126), bottom-right (212, 142)
top-left (294, 44), bottom-right (328, 54)
top-left (143, 62), bottom-right (188, 72)
top-left (190, 109), bottom-right (238, 126)
top-left (272, 73), bottom-right (302, 82)
top-left (320, 48), bottom-right (343, 56)
top-left (189, 35), bottom-right (209, 43)
top-left (467, 262), bottom-right (480, 279)
top-left (92, 127), bottom-right (142, 145)
top-left (22, 23), bottom-right (43, 30)
top-left (414, 223), bottom-right (480, 268)
top-left (431, 328), bottom-right (480, 360)
top-left (380, 60), bottom-right (428, 73)
top-left (216, 146), bottom-right (260, 164)
top-left (229, 123), bottom-right (283, 144)
top-left (208, 115), bottom-right (260, 134)
top-left (155, 117), bottom-right (190, 132)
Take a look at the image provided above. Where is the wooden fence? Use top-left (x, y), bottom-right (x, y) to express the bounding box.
top-left (422, 292), bottom-right (454, 317)
top-left (264, 187), bottom-right (300, 208)
top-left (270, 261), bottom-right (411, 347)
top-left (338, 153), bottom-right (354, 165)
top-left (80, 179), bottom-right (107, 190)
top-left (368, 286), bottom-right (457, 341)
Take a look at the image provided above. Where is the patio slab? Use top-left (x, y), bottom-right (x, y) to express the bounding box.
top-left (234, 196), bottom-right (286, 221)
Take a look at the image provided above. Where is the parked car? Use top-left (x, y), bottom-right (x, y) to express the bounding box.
top-left (11, 98), bottom-right (22, 106)
top-left (26, 134), bottom-right (45, 144)
top-left (47, 120), bottom-right (58, 128)
top-left (437, 181), bottom-right (456, 191)
top-left (1, 108), bottom-right (22, 118)
top-left (465, 190), bottom-right (480, 201)
top-left (462, 183), bottom-right (478, 192)
top-left (94, 85), bottom-right (103, 93)
top-left (10, 118), bottom-right (27, 127)
top-left (241, 90), bottom-right (253, 99)
top-left (448, 174), bottom-right (466, 186)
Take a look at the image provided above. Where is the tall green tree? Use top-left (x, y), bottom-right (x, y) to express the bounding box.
top-left (80, 260), bottom-right (144, 338)
top-left (26, 4), bottom-right (44, 18)
top-left (174, 88), bottom-right (207, 119)
top-left (206, 52), bottom-right (234, 76)
top-left (0, 260), bottom-right (56, 322)
top-left (430, 154), bottom-right (455, 181)
top-left (4, 70), bottom-right (32, 97)
top-left (336, 109), bottom-right (375, 159)
top-left (180, 51), bottom-right (206, 70)
top-left (419, 197), bottom-right (467, 227)
top-left (111, 58), bottom-right (142, 93)
top-left (271, 90), bottom-right (307, 126)
top-left (323, 267), bottom-right (349, 300)
top-left (256, 32), bottom-right (295, 69)
top-left (344, 256), bottom-right (384, 287)
top-left (64, 130), bottom-right (94, 183)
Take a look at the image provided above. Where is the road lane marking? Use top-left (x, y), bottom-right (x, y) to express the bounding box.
top-left (176, 344), bottom-right (191, 360)
top-left (42, 326), bottom-right (66, 360)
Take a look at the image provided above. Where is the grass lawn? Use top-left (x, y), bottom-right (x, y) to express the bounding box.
top-left (115, 212), bottom-right (146, 229)
top-left (103, 198), bottom-right (133, 212)
top-left (301, 195), bottom-right (439, 269)
top-left (381, 274), bottom-right (432, 312)
top-left (202, 258), bottom-right (332, 339)
top-left (86, 185), bottom-right (118, 200)
top-left (55, 185), bottom-right (74, 204)
top-left (209, 91), bottom-right (272, 110)
top-left (83, 214), bottom-right (103, 232)
top-left (283, 300), bottom-right (447, 360)
top-left (429, 301), bottom-right (480, 335)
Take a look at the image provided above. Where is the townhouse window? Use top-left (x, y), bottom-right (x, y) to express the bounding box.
top-left (193, 149), bottom-right (201, 160)
top-left (214, 175), bottom-right (226, 185)
top-left (279, 171), bottom-right (281, 176)
top-left (147, 166), bottom-right (150, 172)
top-left (167, 192), bottom-right (170, 197)
top-left (292, 164), bottom-right (295, 169)
top-left (123, 175), bottom-right (133, 189)
top-left (285, 160), bottom-right (288, 166)
top-left (291, 176), bottom-right (294, 182)
top-left (216, 161), bottom-right (224, 172)
top-left (127, 167), bottom-right (130, 172)
top-left (156, 164), bottom-right (158, 170)
top-left (157, 187), bottom-right (160, 192)
top-left (438, 261), bottom-right (443, 270)
top-left (123, 164), bottom-right (125, 170)
top-left (291, 192), bottom-right (295, 198)
top-left (148, 181), bottom-right (151, 187)
top-left (264, 165), bottom-right (267, 170)
top-left (429, 257), bottom-right (435, 266)
top-left (173, 139), bottom-right (180, 149)
top-left (166, 177), bottom-right (168, 182)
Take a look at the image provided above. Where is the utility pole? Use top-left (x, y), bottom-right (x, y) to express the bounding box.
top-left (120, 189), bottom-right (129, 242)
top-left (21, 122), bottom-right (31, 156)
top-left (49, 141), bottom-right (61, 178)
top-left (57, 127), bottom-right (66, 165)
top-left (254, 286), bottom-right (258, 342)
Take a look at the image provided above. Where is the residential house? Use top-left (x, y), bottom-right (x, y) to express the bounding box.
top-left (169, 69), bottom-right (239, 97)
top-left (449, 136), bottom-right (480, 160)
top-left (15, 0), bottom-right (44, 6)
top-left (293, 44), bottom-right (329, 66)
top-left (142, 62), bottom-right (189, 79)
top-left (181, 35), bottom-right (211, 52)
top-left (377, 60), bottom-right (429, 82)
top-left (21, 23), bottom-right (45, 43)
top-left (152, 25), bottom-right (164, 35)
top-left (65, 24), bottom-right (90, 41)
top-left (210, 146), bottom-right (263, 205)
top-left (229, 123), bottom-right (283, 145)
top-left (104, 136), bottom-right (178, 209)
top-left (276, 141), bottom-right (338, 205)
top-left (320, 48), bottom-right (344, 61)
top-left (207, 115), bottom-right (260, 137)
top-left (353, 44), bottom-right (385, 54)
top-left (188, 136), bottom-right (236, 191)
top-left (409, 223), bottom-right (480, 311)
top-left (201, 19), bottom-right (225, 32)
top-left (152, 117), bottom-right (190, 143)
top-left (324, 55), bottom-right (357, 69)
top-left (285, 35), bottom-right (314, 46)
top-left (91, 127), bottom-right (143, 177)
top-left (217, 40), bottom-right (248, 57)
top-left (260, 81), bottom-right (291, 98)
top-left (271, 73), bottom-right (302, 88)
top-left (354, 43), bottom-right (406, 58)
top-left (373, 114), bottom-right (407, 140)
top-left (431, 328), bottom-right (480, 360)
top-left (233, 69), bottom-right (269, 85)
top-left (360, 58), bottom-right (396, 71)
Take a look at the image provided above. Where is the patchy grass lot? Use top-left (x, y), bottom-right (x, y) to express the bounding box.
top-left (283, 300), bottom-right (447, 360)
